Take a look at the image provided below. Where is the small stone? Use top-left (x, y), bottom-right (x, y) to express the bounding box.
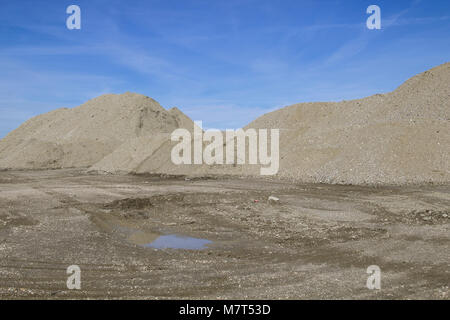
top-left (268, 196), bottom-right (280, 203)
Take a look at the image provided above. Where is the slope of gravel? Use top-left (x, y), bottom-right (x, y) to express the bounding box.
top-left (244, 62), bottom-right (450, 184)
top-left (0, 93), bottom-right (191, 169)
top-left (1, 63), bottom-right (449, 185)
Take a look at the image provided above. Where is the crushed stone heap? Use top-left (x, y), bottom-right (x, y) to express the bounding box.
top-left (1, 63), bottom-right (449, 185)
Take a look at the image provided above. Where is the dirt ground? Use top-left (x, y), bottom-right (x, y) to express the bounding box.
top-left (0, 169), bottom-right (448, 299)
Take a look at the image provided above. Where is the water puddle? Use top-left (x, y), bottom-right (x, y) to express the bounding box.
top-left (144, 234), bottom-right (212, 250)
top-left (127, 230), bottom-right (159, 246)
top-left (92, 213), bottom-right (212, 250)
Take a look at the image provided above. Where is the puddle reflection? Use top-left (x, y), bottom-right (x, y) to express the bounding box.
top-left (145, 234), bottom-right (212, 250)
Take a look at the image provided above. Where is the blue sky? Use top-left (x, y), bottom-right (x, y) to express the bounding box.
top-left (0, 0), bottom-right (449, 137)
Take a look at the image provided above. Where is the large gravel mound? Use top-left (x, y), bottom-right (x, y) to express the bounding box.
top-left (245, 62), bottom-right (450, 184)
top-left (0, 92), bottom-right (191, 169)
top-left (1, 63), bottom-right (448, 185)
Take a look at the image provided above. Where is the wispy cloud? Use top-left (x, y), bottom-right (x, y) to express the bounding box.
top-left (324, 36), bottom-right (369, 65)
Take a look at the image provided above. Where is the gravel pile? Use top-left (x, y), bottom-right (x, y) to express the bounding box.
top-left (1, 63), bottom-right (448, 185)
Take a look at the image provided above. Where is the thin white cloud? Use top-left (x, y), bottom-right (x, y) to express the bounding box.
top-left (324, 36), bottom-right (369, 65)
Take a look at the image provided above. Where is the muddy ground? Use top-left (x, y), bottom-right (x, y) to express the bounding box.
top-left (0, 169), bottom-right (448, 299)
